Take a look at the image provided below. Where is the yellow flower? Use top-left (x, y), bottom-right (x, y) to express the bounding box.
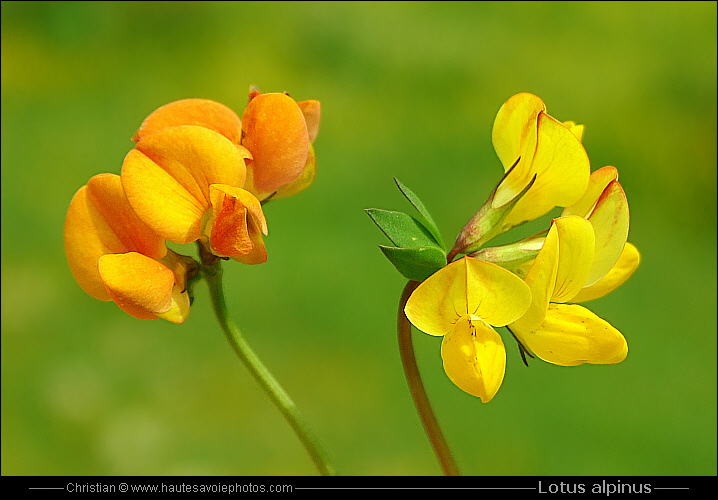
top-left (131, 92), bottom-right (321, 202)
top-left (404, 257), bottom-right (532, 402)
top-left (64, 173), bottom-right (191, 323)
top-left (509, 216), bottom-right (638, 366)
top-left (470, 165), bottom-right (639, 287)
top-left (121, 124), bottom-right (269, 264)
top-left (492, 93), bottom-right (590, 230)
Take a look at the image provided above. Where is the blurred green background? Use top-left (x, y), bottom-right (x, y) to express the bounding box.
top-left (2, 1), bottom-right (716, 476)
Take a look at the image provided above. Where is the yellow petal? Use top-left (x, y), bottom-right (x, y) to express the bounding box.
top-left (512, 217), bottom-right (594, 331)
top-left (405, 257), bottom-right (531, 335)
top-left (552, 216), bottom-right (595, 303)
top-left (242, 93), bottom-right (309, 193)
top-left (98, 252), bottom-right (176, 321)
top-left (501, 113), bottom-right (590, 228)
top-left (207, 184), bottom-right (268, 263)
top-left (122, 126), bottom-right (249, 244)
top-left (562, 121), bottom-right (584, 142)
top-left (132, 98), bottom-right (243, 145)
top-left (297, 99), bottom-right (321, 143)
top-left (64, 174), bottom-right (166, 301)
top-left (404, 258), bottom-right (470, 336)
top-left (511, 303), bottom-right (627, 366)
top-left (583, 180), bottom-right (630, 286)
top-left (573, 243), bottom-right (640, 302)
top-left (511, 224), bottom-right (560, 331)
top-left (492, 93), bottom-right (545, 207)
top-left (562, 166), bottom-right (618, 218)
top-left (464, 257), bottom-right (532, 327)
top-left (441, 317), bottom-right (506, 403)
top-left (156, 284), bottom-right (191, 324)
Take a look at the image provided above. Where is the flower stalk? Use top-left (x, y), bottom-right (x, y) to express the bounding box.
top-left (199, 244), bottom-right (336, 476)
top-left (397, 280), bottom-right (460, 476)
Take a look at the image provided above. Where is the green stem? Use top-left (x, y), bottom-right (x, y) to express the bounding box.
top-left (200, 259), bottom-right (336, 476)
top-left (397, 280), bottom-right (460, 476)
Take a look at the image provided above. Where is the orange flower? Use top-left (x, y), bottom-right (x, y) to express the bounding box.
top-left (121, 124), bottom-right (268, 264)
top-left (132, 91), bottom-right (321, 202)
top-left (63, 173), bottom-right (191, 323)
top-left (64, 90), bottom-right (320, 320)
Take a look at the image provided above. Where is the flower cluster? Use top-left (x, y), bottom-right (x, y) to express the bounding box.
top-left (64, 89), bottom-right (320, 323)
top-left (372, 93), bottom-right (639, 403)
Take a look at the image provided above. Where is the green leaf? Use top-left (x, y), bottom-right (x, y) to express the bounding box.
top-left (365, 208), bottom-right (442, 250)
top-left (394, 177), bottom-right (445, 249)
top-left (379, 245), bottom-right (446, 282)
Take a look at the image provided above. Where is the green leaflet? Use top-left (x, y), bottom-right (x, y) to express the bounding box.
top-left (365, 209), bottom-right (439, 249)
top-left (379, 245), bottom-right (447, 282)
top-left (366, 179), bottom-right (447, 281)
top-left (393, 177), bottom-right (445, 249)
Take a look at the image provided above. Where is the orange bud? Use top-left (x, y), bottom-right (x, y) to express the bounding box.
top-left (242, 93), bottom-right (309, 193)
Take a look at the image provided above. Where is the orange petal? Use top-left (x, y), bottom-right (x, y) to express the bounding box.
top-left (297, 99), bottom-right (321, 143)
top-left (123, 126), bottom-right (249, 244)
top-left (232, 231), bottom-right (268, 265)
top-left (135, 125), bottom-right (248, 201)
top-left (85, 174), bottom-right (167, 259)
top-left (242, 93), bottom-right (309, 192)
top-left (64, 174), bottom-right (166, 301)
top-left (121, 148), bottom-right (206, 244)
top-left (207, 184), bottom-right (268, 263)
top-left (64, 185), bottom-right (116, 301)
top-left (132, 98), bottom-right (242, 144)
top-left (98, 252), bottom-right (175, 320)
top-left (272, 142), bottom-right (317, 200)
